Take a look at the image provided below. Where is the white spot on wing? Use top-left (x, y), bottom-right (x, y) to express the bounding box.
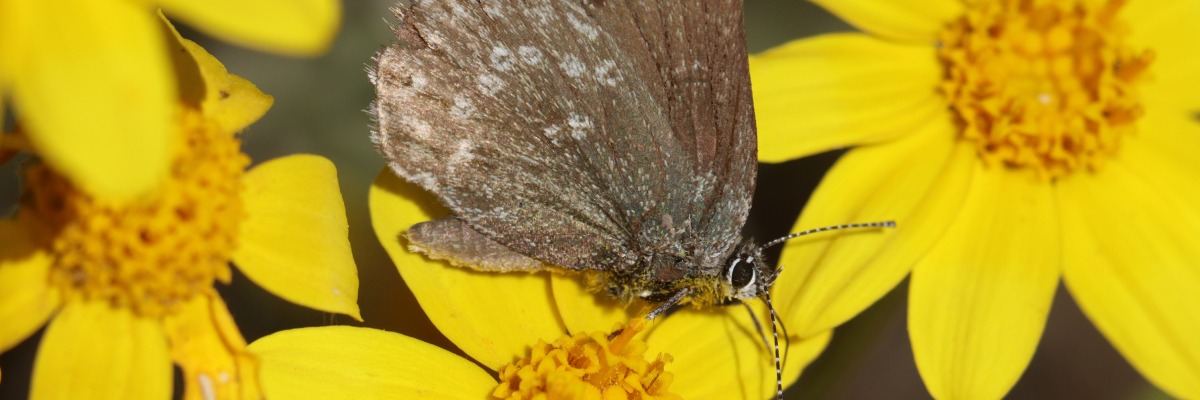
top-left (543, 124), bottom-right (561, 138)
top-left (566, 13), bottom-right (599, 40)
top-left (518, 46), bottom-right (543, 65)
top-left (560, 54), bottom-right (585, 78)
top-left (449, 140), bottom-right (476, 168)
top-left (402, 116), bottom-right (434, 140)
top-left (490, 46), bottom-right (514, 72)
top-left (451, 95), bottom-right (475, 119)
top-left (477, 73), bottom-right (505, 96)
top-left (594, 60), bottom-right (621, 86)
top-left (567, 114), bottom-right (592, 140)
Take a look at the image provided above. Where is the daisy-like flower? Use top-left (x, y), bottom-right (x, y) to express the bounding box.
top-left (240, 171), bottom-right (833, 400)
top-left (0, 0), bottom-right (340, 202)
top-left (0, 20), bottom-right (360, 400)
top-left (750, 0), bottom-right (1200, 398)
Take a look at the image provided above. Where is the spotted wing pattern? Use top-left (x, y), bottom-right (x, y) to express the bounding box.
top-left (371, 0), bottom-right (756, 276)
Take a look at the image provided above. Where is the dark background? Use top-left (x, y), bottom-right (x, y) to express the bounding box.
top-left (0, 1), bottom-right (1169, 399)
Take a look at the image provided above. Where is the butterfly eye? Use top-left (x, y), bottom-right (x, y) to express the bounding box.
top-left (727, 257), bottom-right (756, 290)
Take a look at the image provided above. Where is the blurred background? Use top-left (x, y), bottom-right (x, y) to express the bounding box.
top-left (0, 1), bottom-right (1171, 398)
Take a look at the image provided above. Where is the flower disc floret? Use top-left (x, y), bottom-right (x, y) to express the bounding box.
top-left (24, 109), bottom-right (248, 317)
top-left (493, 319), bottom-right (681, 400)
top-left (938, 0), bottom-right (1152, 179)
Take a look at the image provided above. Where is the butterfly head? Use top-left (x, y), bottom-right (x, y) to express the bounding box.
top-left (720, 243), bottom-right (776, 301)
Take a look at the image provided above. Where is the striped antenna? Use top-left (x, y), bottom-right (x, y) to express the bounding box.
top-left (764, 291), bottom-right (784, 400)
top-left (763, 220), bottom-right (896, 250)
top-left (759, 220), bottom-right (895, 398)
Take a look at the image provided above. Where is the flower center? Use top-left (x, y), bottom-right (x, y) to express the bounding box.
top-left (23, 109), bottom-right (248, 318)
top-left (493, 319), bottom-right (681, 400)
top-left (938, 0), bottom-right (1152, 179)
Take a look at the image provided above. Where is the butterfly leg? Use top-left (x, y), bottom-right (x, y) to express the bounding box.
top-left (645, 287), bottom-right (690, 320)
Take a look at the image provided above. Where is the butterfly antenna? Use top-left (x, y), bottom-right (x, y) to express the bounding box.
top-left (763, 220), bottom-right (896, 250)
top-left (778, 309), bottom-right (791, 372)
top-left (764, 291), bottom-right (784, 400)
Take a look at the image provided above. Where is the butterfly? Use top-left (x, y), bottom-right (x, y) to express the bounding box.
top-left (369, 0), bottom-right (892, 397)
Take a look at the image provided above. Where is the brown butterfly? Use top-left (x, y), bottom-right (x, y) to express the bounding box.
top-left (369, 1), bottom-right (892, 397)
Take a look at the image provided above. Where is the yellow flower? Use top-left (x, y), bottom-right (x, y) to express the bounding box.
top-left (0, 0), bottom-right (340, 202)
top-left (0, 22), bottom-right (360, 400)
top-left (752, 0), bottom-right (1200, 398)
top-left (252, 316), bottom-right (681, 400)
top-left (240, 171), bottom-right (832, 399)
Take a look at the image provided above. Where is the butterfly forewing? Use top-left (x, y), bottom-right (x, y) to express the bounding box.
top-left (588, 0), bottom-right (759, 274)
top-left (372, 0), bottom-right (756, 288)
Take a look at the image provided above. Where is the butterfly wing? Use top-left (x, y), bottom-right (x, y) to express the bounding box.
top-left (589, 0), bottom-right (758, 274)
top-left (372, 0), bottom-right (755, 276)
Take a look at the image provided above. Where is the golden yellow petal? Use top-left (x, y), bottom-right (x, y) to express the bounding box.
top-left (249, 326), bottom-right (496, 400)
top-left (551, 272), bottom-right (639, 334)
top-left (1134, 114), bottom-right (1200, 226)
top-left (1123, 0), bottom-right (1200, 113)
top-left (160, 0), bottom-right (340, 56)
top-left (11, 0), bottom-right (172, 202)
top-left (811, 0), bottom-right (962, 43)
top-left (159, 14), bottom-right (274, 132)
top-left (751, 34), bottom-right (944, 162)
top-left (1058, 148), bottom-right (1200, 398)
top-left (0, 219), bottom-right (60, 353)
top-left (909, 167), bottom-right (1061, 400)
top-left (647, 308), bottom-right (831, 400)
top-left (1124, 112), bottom-right (1200, 211)
top-left (774, 120), bottom-right (972, 338)
top-left (369, 169), bottom-right (566, 370)
top-left (31, 301), bottom-right (172, 400)
top-left (234, 154), bottom-right (362, 320)
top-left (164, 295), bottom-right (261, 400)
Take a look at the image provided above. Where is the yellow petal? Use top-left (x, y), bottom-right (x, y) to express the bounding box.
top-left (250, 326), bottom-right (497, 400)
top-left (369, 169), bottom-right (565, 370)
top-left (752, 34), bottom-right (944, 162)
top-left (811, 0), bottom-right (962, 43)
top-left (159, 14), bottom-right (274, 131)
top-left (1058, 152), bottom-right (1200, 398)
top-left (1132, 110), bottom-right (1200, 172)
top-left (551, 272), bottom-right (639, 334)
top-left (1123, 0), bottom-right (1200, 113)
top-left (647, 307), bottom-right (831, 400)
top-left (234, 154), bottom-right (361, 320)
top-left (1126, 112), bottom-right (1200, 213)
top-left (775, 120), bottom-right (972, 337)
top-left (909, 167), bottom-right (1061, 400)
top-left (0, 219), bottom-right (60, 352)
top-left (164, 295), bottom-right (261, 400)
top-left (31, 301), bottom-right (172, 400)
top-left (160, 0), bottom-right (340, 56)
top-left (11, 0), bottom-right (172, 202)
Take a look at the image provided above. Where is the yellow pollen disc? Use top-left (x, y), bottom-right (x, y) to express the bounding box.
top-left (23, 109), bottom-right (249, 317)
top-left (493, 319), bottom-right (682, 400)
top-left (938, 0), bottom-right (1152, 179)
